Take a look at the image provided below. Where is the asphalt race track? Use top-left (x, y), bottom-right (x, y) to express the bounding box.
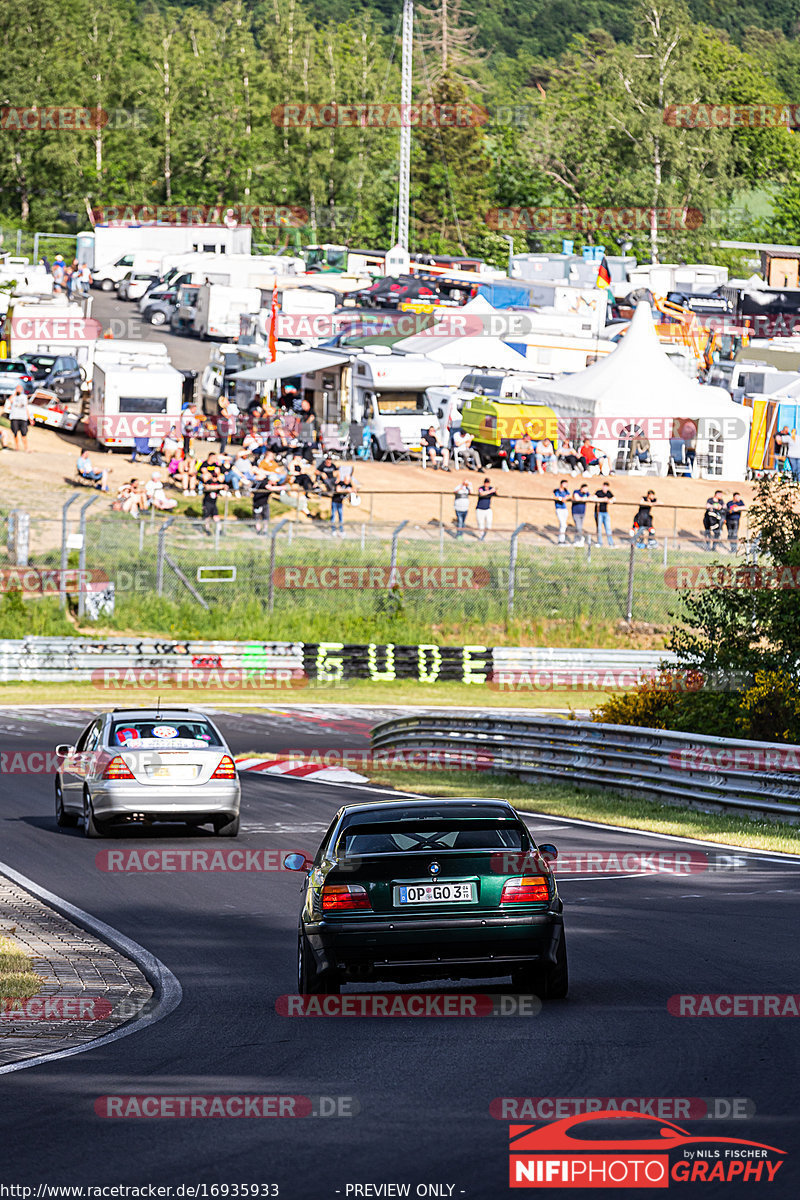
top-left (1, 706), bottom-right (799, 1198)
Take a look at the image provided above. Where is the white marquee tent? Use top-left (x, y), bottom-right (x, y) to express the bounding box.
top-left (393, 294), bottom-right (529, 383)
top-left (520, 302), bottom-right (752, 479)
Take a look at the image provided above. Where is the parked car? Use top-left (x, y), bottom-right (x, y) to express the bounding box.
top-left (20, 353), bottom-right (84, 403)
top-left (287, 796), bottom-right (567, 996)
top-left (0, 358), bottom-right (36, 396)
top-left (118, 271), bottom-right (160, 302)
top-left (54, 707), bottom-right (241, 838)
top-left (141, 290), bottom-right (179, 327)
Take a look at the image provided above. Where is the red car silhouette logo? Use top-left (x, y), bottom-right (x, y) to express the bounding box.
top-left (509, 1111), bottom-right (786, 1188)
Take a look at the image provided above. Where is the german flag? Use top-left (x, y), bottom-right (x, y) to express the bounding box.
top-left (596, 255), bottom-right (612, 289)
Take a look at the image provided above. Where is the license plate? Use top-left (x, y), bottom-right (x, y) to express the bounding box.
top-left (396, 883), bottom-right (475, 905)
top-left (147, 765), bottom-right (199, 779)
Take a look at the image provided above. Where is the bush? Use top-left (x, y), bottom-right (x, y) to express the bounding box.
top-left (737, 671), bottom-right (800, 744)
top-left (593, 668), bottom-right (800, 744)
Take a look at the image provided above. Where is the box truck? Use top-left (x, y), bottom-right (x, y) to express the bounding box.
top-left (77, 224), bottom-right (253, 283)
top-left (191, 284), bottom-right (262, 340)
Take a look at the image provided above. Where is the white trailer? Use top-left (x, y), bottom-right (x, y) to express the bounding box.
top-left (192, 284), bottom-right (262, 340)
top-left (77, 224), bottom-right (253, 281)
top-left (88, 351), bottom-right (184, 449)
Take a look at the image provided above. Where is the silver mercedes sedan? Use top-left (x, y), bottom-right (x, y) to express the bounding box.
top-left (54, 708), bottom-right (241, 838)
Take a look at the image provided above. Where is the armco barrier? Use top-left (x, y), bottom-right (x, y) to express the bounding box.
top-left (0, 640), bottom-right (677, 685)
top-left (370, 714), bottom-right (800, 822)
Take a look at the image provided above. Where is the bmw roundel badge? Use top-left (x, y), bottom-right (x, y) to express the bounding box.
top-left (429, 861), bottom-right (440, 875)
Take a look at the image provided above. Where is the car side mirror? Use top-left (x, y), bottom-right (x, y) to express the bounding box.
top-left (538, 843), bottom-right (558, 863)
top-left (437, 409), bottom-right (443, 418)
top-left (55, 744), bottom-right (75, 758)
top-left (283, 852), bottom-right (311, 871)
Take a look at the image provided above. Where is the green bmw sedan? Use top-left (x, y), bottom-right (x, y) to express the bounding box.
top-left (286, 797), bottom-right (567, 998)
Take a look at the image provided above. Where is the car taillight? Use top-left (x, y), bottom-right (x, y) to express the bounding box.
top-left (211, 755), bottom-right (237, 780)
top-left (322, 884), bottom-right (371, 912)
top-left (103, 756), bottom-right (135, 780)
top-left (501, 875), bottom-right (550, 904)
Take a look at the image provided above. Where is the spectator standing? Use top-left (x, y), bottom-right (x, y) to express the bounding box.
top-left (51, 255), bottom-right (65, 293)
top-left (330, 471), bottom-right (352, 536)
top-left (198, 454), bottom-right (225, 534)
top-left (594, 483), bottom-right (615, 546)
top-left (632, 490), bottom-right (658, 547)
top-left (181, 403), bottom-right (200, 458)
top-left (703, 490), bottom-right (726, 551)
top-left (453, 479), bottom-right (472, 536)
top-left (475, 478), bottom-right (496, 540)
top-left (571, 483), bottom-right (590, 545)
top-left (775, 426), bottom-right (791, 473)
top-left (553, 479), bottom-right (570, 544)
top-left (77, 262), bottom-right (93, 297)
top-left (786, 429), bottom-right (800, 482)
top-left (252, 473), bottom-right (280, 534)
top-left (726, 493), bottom-right (746, 552)
top-left (5, 386), bottom-right (33, 453)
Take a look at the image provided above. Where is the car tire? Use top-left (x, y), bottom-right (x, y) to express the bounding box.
top-left (100, 278), bottom-right (114, 292)
top-left (148, 310), bottom-right (167, 327)
top-left (298, 932), bottom-right (340, 995)
top-left (214, 813), bottom-right (240, 838)
top-left (55, 779), bottom-right (79, 829)
top-left (83, 792), bottom-right (106, 838)
top-left (511, 934), bottom-right (568, 1000)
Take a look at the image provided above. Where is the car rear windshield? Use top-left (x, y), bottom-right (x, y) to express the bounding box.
top-left (337, 819), bottom-right (526, 857)
top-left (108, 719), bottom-right (222, 747)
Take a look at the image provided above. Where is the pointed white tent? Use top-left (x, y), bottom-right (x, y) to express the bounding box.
top-left (520, 302), bottom-right (752, 479)
top-left (393, 294), bottom-right (529, 383)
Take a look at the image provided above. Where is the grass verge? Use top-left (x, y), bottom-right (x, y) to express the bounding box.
top-left (0, 933), bottom-right (43, 1001)
top-left (0, 680), bottom-right (600, 710)
top-left (365, 769), bottom-right (800, 855)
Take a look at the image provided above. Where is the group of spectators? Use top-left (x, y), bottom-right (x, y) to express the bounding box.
top-left (553, 480), bottom-right (618, 546)
top-left (41, 254), bottom-right (92, 299)
top-left (78, 390), bottom-right (358, 535)
top-left (703, 491), bottom-right (746, 552)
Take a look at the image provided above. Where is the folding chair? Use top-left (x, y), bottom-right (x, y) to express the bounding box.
top-left (667, 437), bottom-right (692, 477)
top-left (383, 426), bottom-right (413, 463)
top-left (348, 422), bottom-right (368, 459)
top-left (320, 423), bottom-right (346, 456)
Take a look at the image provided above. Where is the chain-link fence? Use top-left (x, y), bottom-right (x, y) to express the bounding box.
top-left (0, 506), bottom-right (747, 636)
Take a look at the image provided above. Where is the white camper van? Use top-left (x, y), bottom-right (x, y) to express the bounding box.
top-left (350, 349), bottom-right (447, 455)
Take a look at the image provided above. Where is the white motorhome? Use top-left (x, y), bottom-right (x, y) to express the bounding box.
top-left (78, 224), bottom-right (253, 282)
top-left (350, 348), bottom-right (448, 454)
top-left (142, 254), bottom-right (303, 315)
top-left (192, 284), bottom-right (262, 340)
top-left (88, 344), bottom-right (183, 449)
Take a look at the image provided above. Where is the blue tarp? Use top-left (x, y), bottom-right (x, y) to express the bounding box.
top-left (477, 282), bottom-right (535, 309)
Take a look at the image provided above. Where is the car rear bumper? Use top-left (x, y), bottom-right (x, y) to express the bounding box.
top-left (91, 781), bottom-right (240, 822)
top-left (305, 910), bottom-right (563, 982)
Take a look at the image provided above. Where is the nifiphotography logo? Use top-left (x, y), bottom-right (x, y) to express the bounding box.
top-left (508, 1111), bottom-right (786, 1187)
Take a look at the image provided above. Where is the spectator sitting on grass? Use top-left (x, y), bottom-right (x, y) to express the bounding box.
top-left (117, 479), bottom-right (148, 518)
top-left (145, 473), bottom-right (178, 510)
top-left (76, 450), bottom-right (110, 492)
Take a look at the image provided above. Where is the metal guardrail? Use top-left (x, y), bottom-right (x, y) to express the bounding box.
top-left (370, 714), bottom-right (800, 823)
top-left (0, 639), bottom-right (673, 683)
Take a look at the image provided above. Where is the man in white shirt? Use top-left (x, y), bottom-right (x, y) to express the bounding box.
top-left (786, 429), bottom-right (800, 481)
top-left (5, 386), bottom-right (34, 453)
